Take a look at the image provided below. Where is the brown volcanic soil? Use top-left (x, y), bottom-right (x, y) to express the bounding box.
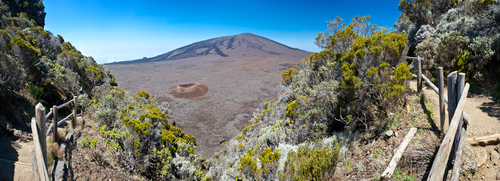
top-left (108, 56), bottom-right (302, 157)
top-left (168, 83), bottom-right (208, 99)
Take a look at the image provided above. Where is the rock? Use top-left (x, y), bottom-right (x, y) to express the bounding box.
top-left (395, 131), bottom-right (398, 137)
top-left (462, 143), bottom-right (478, 175)
top-left (492, 150), bottom-right (500, 161)
top-left (496, 171), bottom-right (500, 180)
top-left (385, 130), bottom-right (394, 137)
top-left (477, 148), bottom-right (488, 167)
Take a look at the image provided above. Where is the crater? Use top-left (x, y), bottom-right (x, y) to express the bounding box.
top-left (167, 83), bottom-right (209, 99)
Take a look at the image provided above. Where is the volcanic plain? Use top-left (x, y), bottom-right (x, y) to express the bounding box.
top-left (107, 33), bottom-right (312, 156)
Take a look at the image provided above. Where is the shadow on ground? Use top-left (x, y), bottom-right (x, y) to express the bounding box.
top-left (0, 129), bottom-right (32, 181)
top-left (479, 100), bottom-right (500, 121)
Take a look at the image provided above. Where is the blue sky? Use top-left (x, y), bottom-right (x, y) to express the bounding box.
top-left (44, 0), bottom-right (402, 64)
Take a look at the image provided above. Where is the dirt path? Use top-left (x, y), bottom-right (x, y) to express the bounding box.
top-left (0, 129), bottom-right (34, 181)
top-left (409, 80), bottom-right (500, 137)
top-left (410, 80), bottom-right (500, 180)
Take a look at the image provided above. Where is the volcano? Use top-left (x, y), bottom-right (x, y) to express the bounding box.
top-left (107, 33), bottom-right (311, 64)
top-left (107, 33), bottom-right (313, 157)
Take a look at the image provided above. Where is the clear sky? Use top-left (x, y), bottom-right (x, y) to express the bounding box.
top-left (43, 0), bottom-right (402, 64)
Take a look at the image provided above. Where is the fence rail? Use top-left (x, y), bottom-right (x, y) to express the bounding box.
top-left (31, 95), bottom-right (79, 181)
top-left (411, 56), bottom-right (471, 181)
top-left (381, 56), bottom-right (471, 180)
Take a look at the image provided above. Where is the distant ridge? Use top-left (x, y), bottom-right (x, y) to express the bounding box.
top-left (107, 33), bottom-right (312, 65)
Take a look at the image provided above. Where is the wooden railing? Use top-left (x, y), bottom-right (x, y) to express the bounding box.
top-left (381, 56), bottom-right (471, 180)
top-left (411, 56), bottom-right (471, 180)
top-left (31, 96), bottom-right (79, 181)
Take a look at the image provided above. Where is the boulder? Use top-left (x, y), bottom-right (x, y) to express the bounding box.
top-left (461, 143), bottom-right (478, 175)
top-left (476, 148), bottom-right (487, 168)
top-left (492, 150), bottom-right (500, 161)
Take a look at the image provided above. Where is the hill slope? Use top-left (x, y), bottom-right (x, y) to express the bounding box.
top-left (107, 33), bottom-right (312, 64)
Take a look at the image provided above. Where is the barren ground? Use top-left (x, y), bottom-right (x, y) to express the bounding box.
top-left (108, 56), bottom-right (300, 157)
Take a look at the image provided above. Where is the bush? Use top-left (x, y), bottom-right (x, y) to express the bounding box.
top-left (433, 31), bottom-right (469, 73)
top-left (280, 144), bottom-right (340, 181)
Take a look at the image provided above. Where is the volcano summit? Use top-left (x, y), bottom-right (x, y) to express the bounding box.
top-left (107, 33), bottom-right (311, 64)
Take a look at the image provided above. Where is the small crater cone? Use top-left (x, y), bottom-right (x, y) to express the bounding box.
top-left (167, 83), bottom-right (208, 99)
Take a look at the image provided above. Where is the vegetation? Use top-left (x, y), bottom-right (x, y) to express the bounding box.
top-left (397, 0), bottom-right (500, 89)
top-left (0, 0), bottom-right (116, 138)
top-left (3, 0), bottom-right (498, 180)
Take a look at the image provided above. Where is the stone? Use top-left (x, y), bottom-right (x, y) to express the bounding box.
top-left (477, 148), bottom-right (488, 167)
top-left (385, 130), bottom-right (394, 137)
top-left (492, 150), bottom-right (500, 161)
top-left (395, 131), bottom-right (398, 137)
top-left (461, 143), bottom-right (478, 175)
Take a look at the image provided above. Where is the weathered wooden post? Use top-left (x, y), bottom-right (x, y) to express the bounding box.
top-left (35, 103), bottom-right (47, 166)
top-left (73, 96), bottom-right (77, 122)
top-left (447, 71), bottom-right (458, 124)
top-left (52, 105), bottom-right (57, 142)
top-left (455, 73), bottom-right (465, 148)
top-left (438, 67), bottom-right (445, 133)
top-left (451, 73), bottom-right (466, 181)
top-left (417, 56), bottom-right (422, 93)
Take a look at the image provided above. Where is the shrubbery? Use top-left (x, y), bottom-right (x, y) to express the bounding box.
top-left (397, 0), bottom-right (500, 85)
top-left (83, 87), bottom-right (204, 180)
top-left (204, 16), bottom-right (411, 180)
top-left (0, 0), bottom-right (116, 134)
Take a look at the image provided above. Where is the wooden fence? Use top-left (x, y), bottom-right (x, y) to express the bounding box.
top-left (381, 56), bottom-right (471, 180)
top-left (31, 96), bottom-right (79, 181)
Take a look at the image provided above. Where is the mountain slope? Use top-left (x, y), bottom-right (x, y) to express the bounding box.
top-left (107, 33), bottom-right (312, 64)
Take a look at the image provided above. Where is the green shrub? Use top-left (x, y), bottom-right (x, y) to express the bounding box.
top-left (280, 144), bottom-right (340, 181)
top-left (286, 101), bottom-right (296, 118)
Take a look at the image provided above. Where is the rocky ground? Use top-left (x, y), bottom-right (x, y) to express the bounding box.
top-left (108, 56), bottom-right (301, 157)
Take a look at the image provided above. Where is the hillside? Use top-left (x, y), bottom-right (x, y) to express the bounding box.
top-left (107, 33), bottom-right (312, 65)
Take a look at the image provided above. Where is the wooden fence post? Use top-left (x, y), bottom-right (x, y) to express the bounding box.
top-left (417, 56), bottom-right (422, 93)
top-left (52, 105), bottom-right (57, 142)
top-left (73, 96), bottom-right (77, 123)
top-left (447, 71), bottom-right (458, 125)
top-left (35, 103), bottom-right (47, 166)
top-left (454, 73), bottom-right (466, 150)
top-left (451, 73), bottom-right (466, 181)
top-left (427, 83), bottom-right (470, 181)
top-left (438, 67), bottom-right (445, 133)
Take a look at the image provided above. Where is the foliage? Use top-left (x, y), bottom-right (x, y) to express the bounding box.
top-left (81, 136), bottom-right (98, 150)
top-left (84, 87), bottom-right (201, 179)
top-left (293, 16), bottom-right (410, 131)
top-left (434, 31), bottom-right (469, 72)
top-left (280, 144), bottom-right (340, 181)
top-left (0, 0), bottom-right (117, 132)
